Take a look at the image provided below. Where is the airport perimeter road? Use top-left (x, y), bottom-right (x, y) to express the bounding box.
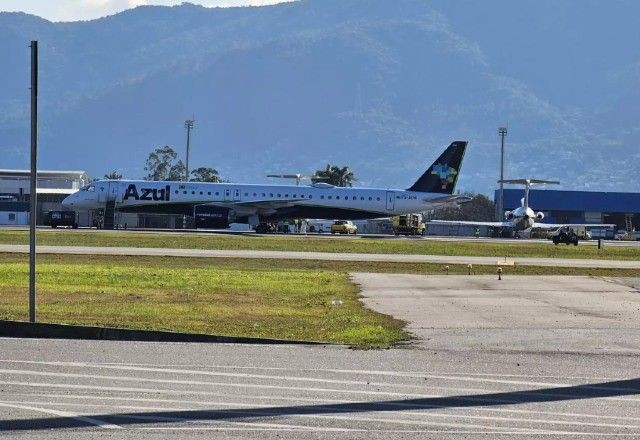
top-left (354, 274), bottom-right (640, 354)
top-left (0, 338), bottom-right (639, 439)
top-left (1, 244), bottom-right (639, 269)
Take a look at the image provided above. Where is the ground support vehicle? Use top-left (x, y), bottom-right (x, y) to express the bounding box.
top-left (550, 226), bottom-right (579, 246)
top-left (392, 214), bottom-right (425, 236)
top-left (44, 211), bottom-right (78, 228)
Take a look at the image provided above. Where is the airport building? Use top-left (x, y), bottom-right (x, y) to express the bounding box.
top-left (0, 169), bottom-right (91, 226)
top-left (499, 189), bottom-right (640, 232)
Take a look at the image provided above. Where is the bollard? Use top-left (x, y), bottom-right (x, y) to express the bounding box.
top-left (444, 265), bottom-right (449, 275)
top-left (497, 266), bottom-right (503, 280)
top-left (598, 239), bottom-right (603, 250)
top-left (467, 264), bottom-right (473, 275)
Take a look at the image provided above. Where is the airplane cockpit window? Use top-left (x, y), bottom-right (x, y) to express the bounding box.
top-left (80, 185), bottom-right (95, 192)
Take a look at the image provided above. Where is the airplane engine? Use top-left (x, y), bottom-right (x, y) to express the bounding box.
top-left (194, 206), bottom-right (231, 229)
top-left (505, 211), bottom-right (515, 221)
top-left (536, 212), bottom-right (545, 221)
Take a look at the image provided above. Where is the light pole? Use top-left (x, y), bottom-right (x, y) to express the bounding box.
top-left (29, 40), bottom-right (38, 323)
top-left (184, 119), bottom-right (194, 181)
top-left (498, 127), bottom-right (507, 221)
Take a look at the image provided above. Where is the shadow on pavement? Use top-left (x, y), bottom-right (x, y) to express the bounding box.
top-left (1, 377), bottom-right (639, 431)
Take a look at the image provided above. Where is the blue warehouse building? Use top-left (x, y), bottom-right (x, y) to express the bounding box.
top-left (497, 189), bottom-right (640, 232)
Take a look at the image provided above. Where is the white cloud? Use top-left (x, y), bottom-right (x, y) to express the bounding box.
top-left (0, 0), bottom-right (295, 22)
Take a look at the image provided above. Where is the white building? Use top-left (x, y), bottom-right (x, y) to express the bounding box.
top-left (0, 169), bottom-right (90, 226)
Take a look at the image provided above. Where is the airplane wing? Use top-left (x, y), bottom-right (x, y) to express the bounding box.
top-left (429, 219), bottom-right (513, 228)
top-left (532, 223), bottom-right (616, 230)
top-left (426, 195), bottom-right (473, 205)
top-left (204, 199), bottom-right (304, 216)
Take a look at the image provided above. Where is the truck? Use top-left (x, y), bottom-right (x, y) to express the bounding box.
top-left (392, 214), bottom-right (425, 236)
top-left (549, 226), bottom-right (579, 245)
top-left (44, 210), bottom-right (78, 229)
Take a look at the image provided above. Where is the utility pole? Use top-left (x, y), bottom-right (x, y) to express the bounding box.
top-left (497, 127), bottom-right (507, 221)
top-left (29, 41), bottom-right (38, 323)
top-left (184, 119), bottom-right (194, 181)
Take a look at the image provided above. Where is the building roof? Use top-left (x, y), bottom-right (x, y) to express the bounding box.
top-left (498, 189), bottom-right (640, 213)
top-left (0, 169), bottom-right (88, 179)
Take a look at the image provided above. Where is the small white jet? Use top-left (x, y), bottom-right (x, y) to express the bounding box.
top-left (62, 141), bottom-right (470, 229)
top-left (431, 178), bottom-right (611, 234)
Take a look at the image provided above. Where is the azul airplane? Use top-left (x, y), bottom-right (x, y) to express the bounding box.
top-left (62, 141), bottom-right (468, 229)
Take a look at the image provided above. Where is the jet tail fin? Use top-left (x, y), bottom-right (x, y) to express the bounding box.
top-left (407, 141), bottom-right (468, 193)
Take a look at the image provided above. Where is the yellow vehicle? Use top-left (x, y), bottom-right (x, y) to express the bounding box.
top-left (331, 220), bottom-right (357, 234)
top-left (392, 214), bottom-right (425, 236)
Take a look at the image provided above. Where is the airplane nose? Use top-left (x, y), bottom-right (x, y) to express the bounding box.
top-left (61, 194), bottom-right (74, 209)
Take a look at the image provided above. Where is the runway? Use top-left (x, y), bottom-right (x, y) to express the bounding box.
top-left (1, 244), bottom-right (639, 269)
top-left (1, 338), bottom-right (639, 438)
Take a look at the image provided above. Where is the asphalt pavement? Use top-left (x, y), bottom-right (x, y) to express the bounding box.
top-left (0, 338), bottom-right (639, 438)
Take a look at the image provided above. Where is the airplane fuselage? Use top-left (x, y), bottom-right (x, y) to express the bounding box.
top-left (63, 180), bottom-right (456, 222)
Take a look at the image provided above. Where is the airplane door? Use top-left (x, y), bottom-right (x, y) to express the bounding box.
top-left (224, 188), bottom-right (231, 202)
top-left (97, 183), bottom-right (108, 203)
top-left (386, 191), bottom-right (395, 211)
top-left (233, 188), bottom-right (241, 202)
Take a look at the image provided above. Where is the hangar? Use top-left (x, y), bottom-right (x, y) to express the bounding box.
top-left (499, 189), bottom-right (639, 233)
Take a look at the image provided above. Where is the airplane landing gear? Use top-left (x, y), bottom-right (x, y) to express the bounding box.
top-left (255, 222), bottom-right (277, 234)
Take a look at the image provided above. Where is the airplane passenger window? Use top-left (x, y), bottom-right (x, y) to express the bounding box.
top-left (183, 191), bottom-right (187, 194)
top-left (293, 194), bottom-right (296, 198)
top-left (285, 194), bottom-right (288, 198)
top-left (353, 196), bottom-right (357, 200)
top-left (262, 193), bottom-right (266, 197)
top-left (200, 191), bottom-right (203, 195)
top-left (208, 192), bottom-right (211, 195)
top-left (277, 194), bottom-right (281, 197)
top-left (174, 190), bottom-right (179, 194)
top-left (215, 192), bottom-right (219, 196)
top-left (244, 193), bottom-right (248, 196)
top-left (336, 196), bottom-right (340, 200)
top-left (308, 195), bottom-right (312, 199)
top-left (320, 195), bottom-right (325, 199)
top-left (360, 197), bottom-right (364, 200)
top-left (376, 197), bottom-right (380, 201)
top-left (368, 197), bottom-right (372, 200)
top-left (328, 196), bottom-right (332, 200)
top-left (253, 193), bottom-right (257, 197)
top-left (270, 193), bottom-right (274, 197)
top-left (192, 191), bottom-right (195, 194)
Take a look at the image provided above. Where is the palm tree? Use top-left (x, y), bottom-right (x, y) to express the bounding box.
top-left (313, 164), bottom-right (356, 187)
top-left (104, 170), bottom-right (122, 180)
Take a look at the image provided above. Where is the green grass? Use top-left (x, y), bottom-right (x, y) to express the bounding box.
top-left (0, 253), bottom-right (408, 348)
top-left (1, 229), bottom-right (639, 260)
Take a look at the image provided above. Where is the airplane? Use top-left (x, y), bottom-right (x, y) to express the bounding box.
top-left (62, 141), bottom-right (469, 230)
top-left (430, 178), bottom-right (606, 234)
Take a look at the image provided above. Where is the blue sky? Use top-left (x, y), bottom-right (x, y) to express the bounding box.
top-left (0, 0), bottom-right (293, 22)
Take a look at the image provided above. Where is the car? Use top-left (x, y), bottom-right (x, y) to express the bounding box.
top-left (331, 220), bottom-right (357, 234)
top-left (549, 226), bottom-right (579, 246)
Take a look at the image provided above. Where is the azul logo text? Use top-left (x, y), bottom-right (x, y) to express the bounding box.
top-left (123, 184), bottom-right (171, 201)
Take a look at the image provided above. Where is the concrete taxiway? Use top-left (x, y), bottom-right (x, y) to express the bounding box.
top-left (354, 274), bottom-right (640, 353)
top-left (1, 244), bottom-right (639, 269)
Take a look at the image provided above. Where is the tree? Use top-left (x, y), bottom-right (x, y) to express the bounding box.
top-left (313, 164), bottom-right (356, 187)
top-left (144, 146), bottom-right (186, 181)
top-left (103, 170), bottom-right (122, 180)
top-left (432, 194), bottom-right (495, 221)
top-left (190, 167), bottom-right (220, 182)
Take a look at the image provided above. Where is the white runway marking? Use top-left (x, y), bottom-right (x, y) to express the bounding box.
top-left (0, 402), bottom-right (121, 429)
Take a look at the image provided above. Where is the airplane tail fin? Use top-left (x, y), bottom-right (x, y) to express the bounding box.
top-left (407, 141), bottom-right (468, 193)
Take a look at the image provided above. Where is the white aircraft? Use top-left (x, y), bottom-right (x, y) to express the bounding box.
top-left (430, 178), bottom-right (603, 233)
top-left (62, 141), bottom-right (469, 229)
